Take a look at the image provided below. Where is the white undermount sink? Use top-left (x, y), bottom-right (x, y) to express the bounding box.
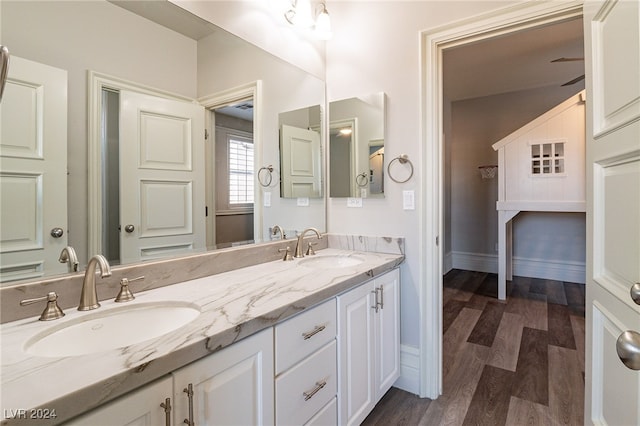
top-left (299, 254), bottom-right (365, 269)
top-left (24, 302), bottom-right (200, 357)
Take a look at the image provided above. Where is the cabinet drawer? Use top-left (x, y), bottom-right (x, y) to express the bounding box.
top-left (276, 340), bottom-right (337, 426)
top-left (305, 397), bottom-right (337, 426)
top-left (275, 298), bottom-right (336, 373)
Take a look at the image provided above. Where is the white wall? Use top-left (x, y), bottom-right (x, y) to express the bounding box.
top-left (197, 31), bottom-right (326, 239)
top-left (325, 1), bottom-right (519, 352)
top-left (1, 1), bottom-right (198, 266)
top-left (448, 85), bottom-right (586, 275)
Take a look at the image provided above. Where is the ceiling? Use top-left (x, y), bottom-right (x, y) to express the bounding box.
top-left (443, 18), bottom-right (585, 101)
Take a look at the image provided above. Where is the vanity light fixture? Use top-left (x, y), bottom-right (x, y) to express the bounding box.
top-left (314, 3), bottom-right (332, 40)
top-left (284, 0), bottom-right (332, 40)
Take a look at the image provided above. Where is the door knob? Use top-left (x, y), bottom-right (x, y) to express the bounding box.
top-left (631, 283), bottom-right (640, 305)
top-left (616, 330), bottom-right (640, 370)
top-left (124, 224), bottom-right (135, 233)
top-left (50, 228), bottom-right (64, 238)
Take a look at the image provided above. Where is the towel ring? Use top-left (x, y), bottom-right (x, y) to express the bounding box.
top-left (387, 154), bottom-right (414, 183)
top-left (356, 172), bottom-right (368, 187)
top-left (257, 165), bottom-right (273, 187)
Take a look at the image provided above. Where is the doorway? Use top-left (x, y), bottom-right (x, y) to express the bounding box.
top-left (419, 2), bottom-right (585, 399)
top-left (211, 101), bottom-right (255, 249)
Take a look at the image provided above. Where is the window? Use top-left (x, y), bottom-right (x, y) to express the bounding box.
top-left (228, 136), bottom-right (254, 204)
top-left (531, 141), bottom-right (565, 175)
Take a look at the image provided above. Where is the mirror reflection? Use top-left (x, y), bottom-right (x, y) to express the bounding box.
top-left (279, 105), bottom-right (323, 198)
top-left (329, 93), bottom-right (385, 198)
top-left (0, 0), bottom-right (325, 284)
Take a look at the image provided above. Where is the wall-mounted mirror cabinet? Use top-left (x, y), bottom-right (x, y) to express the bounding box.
top-left (329, 92), bottom-right (385, 198)
top-left (0, 0), bottom-right (326, 285)
top-left (278, 105), bottom-right (323, 198)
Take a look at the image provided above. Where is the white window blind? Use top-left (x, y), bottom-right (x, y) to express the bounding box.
top-left (228, 137), bottom-right (254, 204)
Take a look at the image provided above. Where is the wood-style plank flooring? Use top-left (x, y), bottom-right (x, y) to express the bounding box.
top-left (362, 269), bottom-right (585, 426)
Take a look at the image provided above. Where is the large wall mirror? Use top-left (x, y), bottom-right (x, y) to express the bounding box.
top-left (329, 92), bottom-right (385, 198)
top-left (0, 0), bottom-right (325, 285)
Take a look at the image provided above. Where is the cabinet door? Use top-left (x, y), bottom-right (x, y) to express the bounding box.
top-left (337, 281), bottom-right (375, 426)
top-left (172, 328), bottom-right (274, 426)
top-left (374, 269), bottom-right (401, 401)
top-left (63, 376), bottom-right (172, 426)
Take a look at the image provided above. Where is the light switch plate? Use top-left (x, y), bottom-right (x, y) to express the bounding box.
top-left (263, 191), bottom-right (271, 207)
top-left (347, 198), bottom-right (363, 208)
top-left (297, 197), bottom-right (310, 207)
top-left (403, 190), bottom-right (415, 210)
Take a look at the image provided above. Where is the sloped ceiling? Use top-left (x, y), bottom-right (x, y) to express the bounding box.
top-left (443, 18), bottom-right (585, 101)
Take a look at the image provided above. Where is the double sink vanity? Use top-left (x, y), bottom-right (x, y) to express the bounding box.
top-left (1, 234), bottom-right (404, 425)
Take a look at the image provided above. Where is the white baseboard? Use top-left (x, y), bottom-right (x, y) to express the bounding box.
top-left (443, 251), bottom-right (453, 274)
top-left (450, 251), bottom-right (585, 283)
top-left (394, 344), bottom-right (421, 394)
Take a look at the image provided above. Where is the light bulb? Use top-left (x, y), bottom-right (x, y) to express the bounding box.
top-left (315, 6), bottom-right (332, 40)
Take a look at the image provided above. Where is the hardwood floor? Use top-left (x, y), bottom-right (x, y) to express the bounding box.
top-left (362, 269), bottom-right (585, 426)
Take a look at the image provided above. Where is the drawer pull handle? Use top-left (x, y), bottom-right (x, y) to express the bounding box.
top-left (183, 383), bottom-right (194, 426)
top-left (302, 325), bottom-right (326, 340)
top-left (303, 380), bottom-right (327, 401)
top-left (160, 397), bottom-right (171, 426)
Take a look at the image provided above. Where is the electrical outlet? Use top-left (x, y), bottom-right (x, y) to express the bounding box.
top-left (347, 198), bottom-right (363, 208)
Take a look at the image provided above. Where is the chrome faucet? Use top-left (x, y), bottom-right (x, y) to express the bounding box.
top-left (271, 225), bottom-right (286, 240)
top-left (58, 246), bottom-right (79, 272)
top-left (294, 228), bottom-right (322, 258)
top-left (78, 255), bottom-right (112, 311)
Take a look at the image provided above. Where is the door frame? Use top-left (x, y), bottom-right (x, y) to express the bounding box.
top-left (87, 71), bottom-right (198, 259)
top-left (199, 81), bottom-right (263, 248)
top-left (419, 0), bottom-right (584, 398)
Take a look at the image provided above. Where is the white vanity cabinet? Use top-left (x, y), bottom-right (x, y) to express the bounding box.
top-left (274, 299), bottom-right (338, 425)
top-left (52, 264), bottom-right (401, 426)
top-left (62, 376), bottom-right (173, 426)
top-left (337, 268), bottom-right (400, 426)
top-left (171, 328), bottom-right (274, 426)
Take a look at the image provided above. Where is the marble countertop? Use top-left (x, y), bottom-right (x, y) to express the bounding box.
top-left (0, 248), bottom-right (403, 425)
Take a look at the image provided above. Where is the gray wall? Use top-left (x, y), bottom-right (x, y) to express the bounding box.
top-left (446, 85), bottom-right (586, 274)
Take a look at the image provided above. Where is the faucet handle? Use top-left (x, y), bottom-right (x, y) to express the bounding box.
top-left (306, 242), bottom-right (318, 256)
top-left (20, 292), bottom-right (65, 321)
top-left (115, 276), bottom-right (144, 303)
top-left (278, 246), bottom-right (293, 261)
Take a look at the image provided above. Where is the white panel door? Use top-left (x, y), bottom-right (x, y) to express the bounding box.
top-left (280, 124), bottom-right (321, 198)
top-left (172, 328), bottom-right (274, 426)
top-left (338, 282), bottom-right (375, 426)
top-left (119, 91), bottom-right (205, 264)
top-left (63, 376), bottom-right (172, 426)
top-left (0, 56), bottom-right (67, 282)
top-left (374, 269), bottom-right (400, 401)
top-left (584, 0), bottom-right (640, 424)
